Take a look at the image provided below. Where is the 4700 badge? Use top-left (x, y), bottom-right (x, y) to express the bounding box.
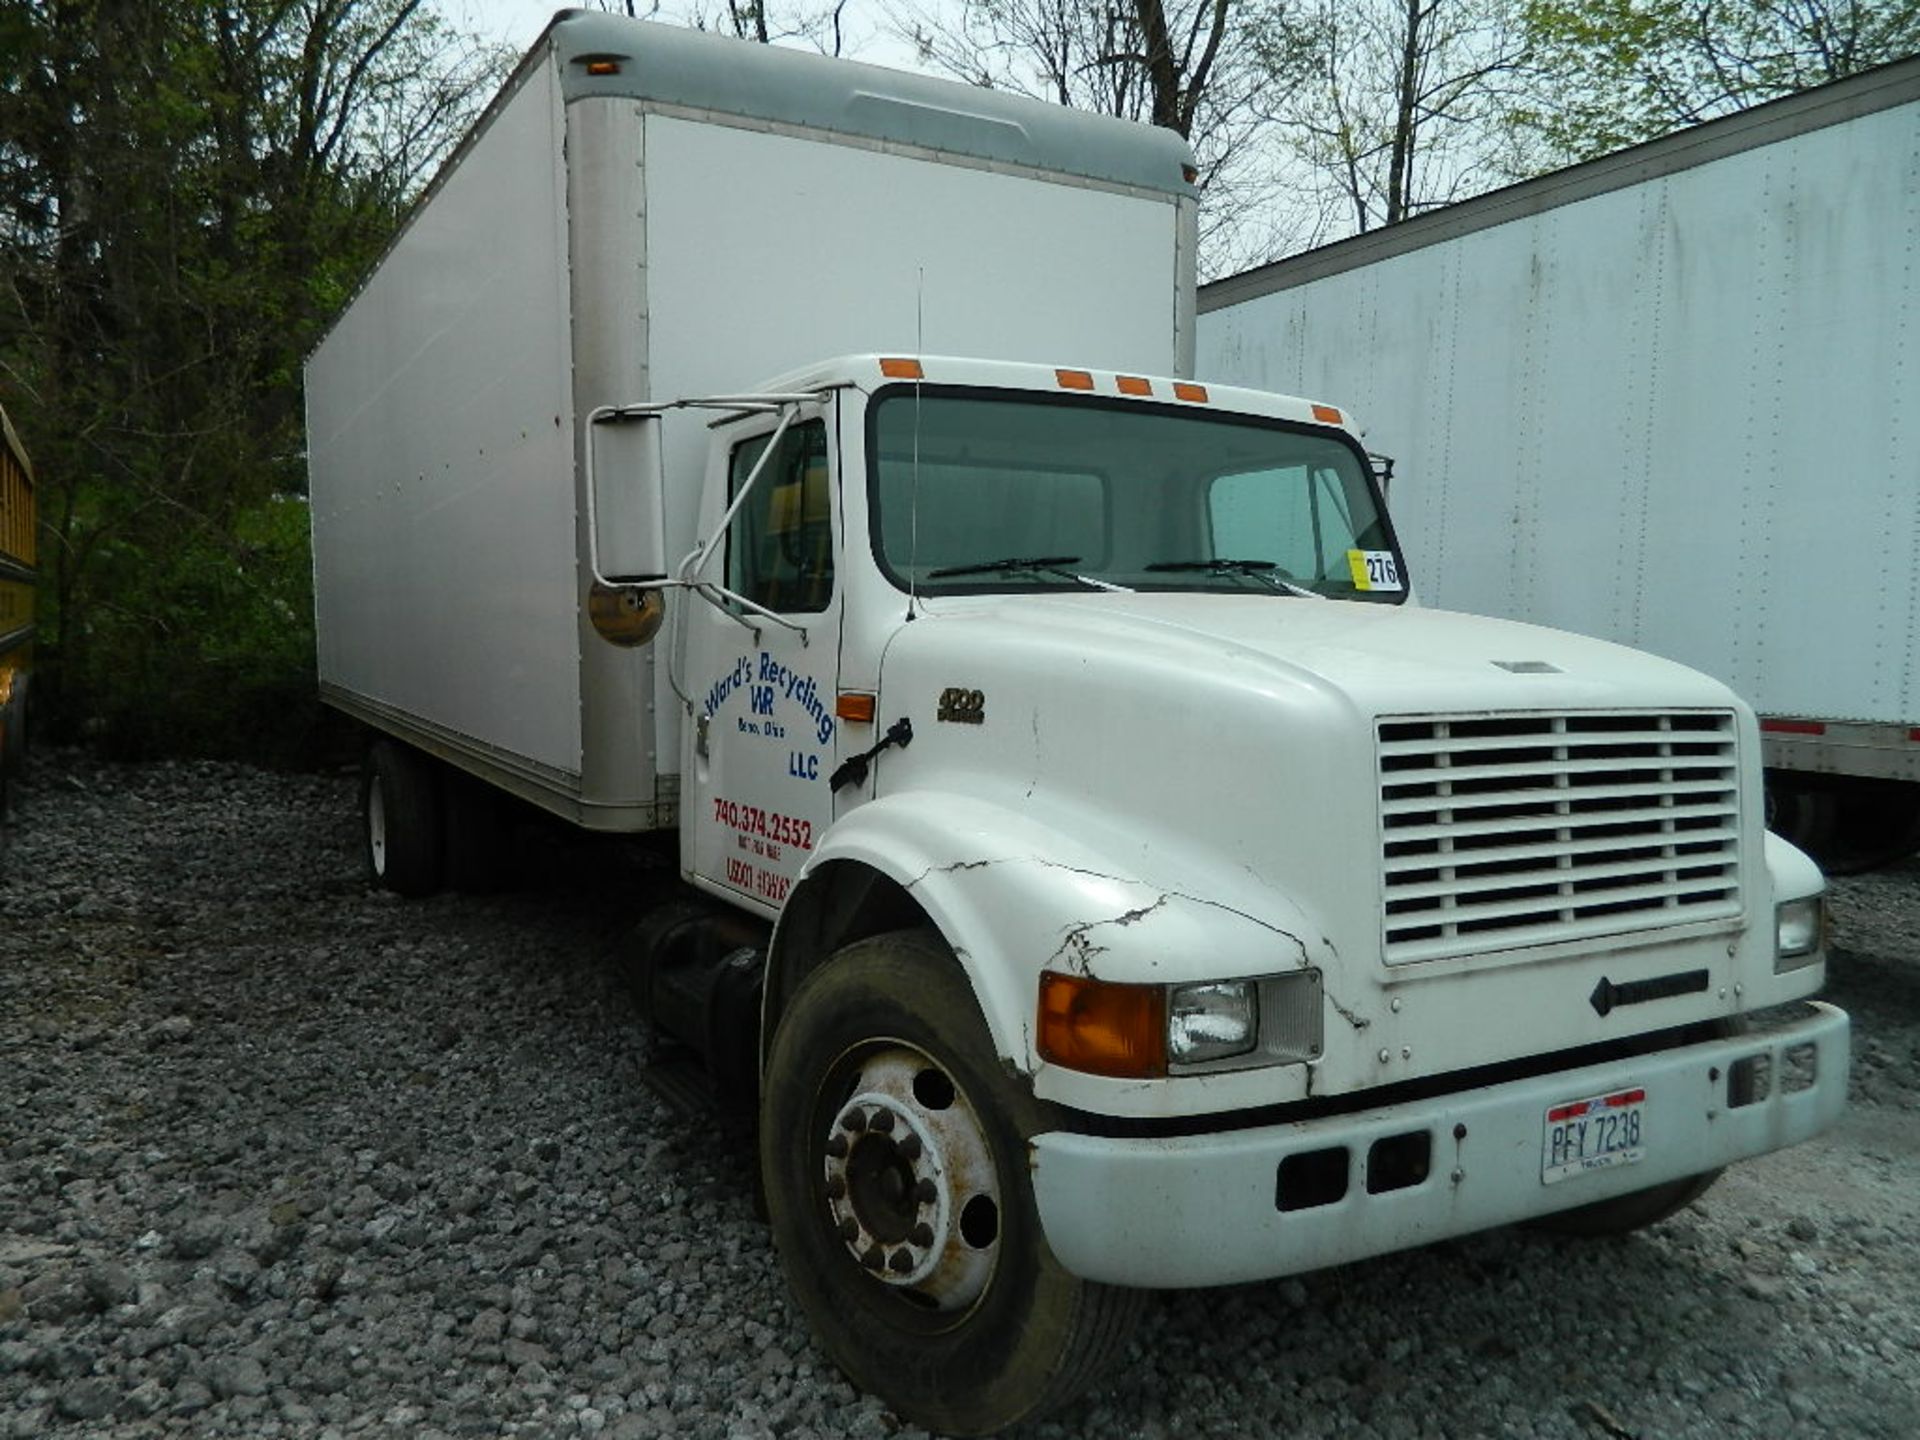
top-left (1541, 1086), bottom-right (1647, 1184)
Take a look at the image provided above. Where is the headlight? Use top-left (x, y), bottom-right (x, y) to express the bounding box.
top-left (1037, 969), bottom-right (1324, 1076)
top-left (1168, 982), bottom-right (1258, 1064)
top-left (1775, 895), bottom-right (1827, 972)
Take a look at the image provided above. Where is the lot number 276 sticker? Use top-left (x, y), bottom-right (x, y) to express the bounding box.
top-left (1347, 549), bottom-right (1404, 592)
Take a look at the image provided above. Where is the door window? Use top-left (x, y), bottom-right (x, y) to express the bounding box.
top-left (727, 420), bottom-right (832, 613)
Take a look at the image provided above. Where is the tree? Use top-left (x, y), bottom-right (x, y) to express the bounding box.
top-left (894, 0), bottom-right (1276, 267)
top-left (1252, 0), bottom-right (1536, 240)
top-left (633, 0), bottom-right (858, 54)
top-left (1516, 0), bottom-right (1920, 158)
top-left (0, 1), bottom-right (505, 758)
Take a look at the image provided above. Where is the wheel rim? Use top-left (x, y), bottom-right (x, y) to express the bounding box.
top-left (367, 773), bottom-right (389, 877)
top-left (820, 1046), bottom-right (1001, 1314)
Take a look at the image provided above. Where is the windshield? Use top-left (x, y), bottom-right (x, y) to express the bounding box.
top-left (868, 388), bottom-right (1406, 601)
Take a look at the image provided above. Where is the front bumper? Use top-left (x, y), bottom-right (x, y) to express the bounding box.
top-left (1030, 1001), bottom-right (1849, 1288)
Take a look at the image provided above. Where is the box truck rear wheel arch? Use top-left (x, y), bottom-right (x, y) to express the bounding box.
top-left (759, 928), bottom-right (1144, 1436)
top-left (362, 739), bottom-right (444, 897)
top-left (1526, 1018), bottom-right (1749, 1238)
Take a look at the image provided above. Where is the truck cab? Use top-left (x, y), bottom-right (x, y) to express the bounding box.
top-left (623, 352), bottom-right (1847, 1432)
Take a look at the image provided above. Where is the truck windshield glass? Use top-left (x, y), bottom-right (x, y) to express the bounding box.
top-left (869, 390), bottom-right (1403, 600)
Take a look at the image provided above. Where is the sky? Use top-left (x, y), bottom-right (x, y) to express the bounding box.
top-left (441, 0), bottom-right (949, 77)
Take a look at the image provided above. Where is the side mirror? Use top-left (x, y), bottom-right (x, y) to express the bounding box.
top-left (1369, 451), bottom-right (1396, 496)
top-left (585, 408), bottom-right (668, 646)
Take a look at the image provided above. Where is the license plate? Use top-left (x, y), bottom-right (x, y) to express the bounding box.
top-left (1541, 1086), bottom-right (1647, 1184)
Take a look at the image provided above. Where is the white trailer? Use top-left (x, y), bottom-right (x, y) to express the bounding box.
top-left (308, 14), bottom-right (1848, 1433)
top-left (1197, 58), bottom-right (1920, 872)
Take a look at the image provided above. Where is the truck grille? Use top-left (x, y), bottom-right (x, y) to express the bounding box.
top-left (1378, 711), bottom-right (1741, 965)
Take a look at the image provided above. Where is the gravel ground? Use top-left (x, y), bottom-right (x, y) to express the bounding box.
top-left (2, 750), bottom-right (1917, 1439)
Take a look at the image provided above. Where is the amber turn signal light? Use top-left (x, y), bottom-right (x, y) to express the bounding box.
top-left (1037, 972), bottom-right (1167, 1078)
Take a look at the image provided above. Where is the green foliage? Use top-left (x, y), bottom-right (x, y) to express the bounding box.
top-left (0, 0), bottom-right (506, 765)
top-left (49, 496), bottom-right (335, 765)
top-left (1516, 0), bottom-right (1920, 160)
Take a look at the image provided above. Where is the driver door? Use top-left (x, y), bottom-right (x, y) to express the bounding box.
top-left (681, 402), bottom-right (843, 916)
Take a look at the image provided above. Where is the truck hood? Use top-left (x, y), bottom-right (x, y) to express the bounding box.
top-left (865, 591), bottom-right (1766, 1112)
top-left (894, 591), bottom-right (1740, 718)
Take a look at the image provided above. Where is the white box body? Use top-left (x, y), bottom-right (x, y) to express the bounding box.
top-left (307, 13), bottom-right (1197, 827)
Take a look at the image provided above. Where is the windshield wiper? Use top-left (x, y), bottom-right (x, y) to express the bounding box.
top-left (1144, 558), bottom-right (1322, 599)
top-left (927, 555), bottom-right (1129, 591)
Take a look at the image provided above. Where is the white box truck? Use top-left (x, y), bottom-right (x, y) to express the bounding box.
top-left (307, 13), bottom-right (1850, 1433)
top-left (1198, 58), bottom-right (1920, 875)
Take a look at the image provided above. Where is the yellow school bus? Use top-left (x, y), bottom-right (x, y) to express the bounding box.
top-left (0, 405), bottom-right (33, 806)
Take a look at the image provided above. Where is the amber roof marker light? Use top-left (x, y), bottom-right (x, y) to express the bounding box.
top-left (879, 358), bottom-right (924, 380)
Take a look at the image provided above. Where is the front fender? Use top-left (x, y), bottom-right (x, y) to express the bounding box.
top-left (787, 790), bottom-right (1320, 1081)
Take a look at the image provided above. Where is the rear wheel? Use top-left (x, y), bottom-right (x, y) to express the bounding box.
top-left (362, 740), bottom-right (443, 896)
top-left (442, 772), bottom-right (511, 893)
top-left (1766, 773), bottom-right (1920, 874)
top-left (1821, 782), bottom-right (1920, 875)
top-left (760, 930), bottom-right (1143, 1436)
top-left (1764, 774), bottom-right (1837, 858)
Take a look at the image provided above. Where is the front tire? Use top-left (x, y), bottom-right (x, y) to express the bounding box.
top-left (760, 930), bottom-right (1143, 1435)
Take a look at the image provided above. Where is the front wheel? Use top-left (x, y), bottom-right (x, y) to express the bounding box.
top-left (760, 930), bottom-right (1143, 1435)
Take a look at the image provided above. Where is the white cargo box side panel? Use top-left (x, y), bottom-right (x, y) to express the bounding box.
top-left (639, 114), bottom-right (1184, 557)
top-left (1198, 96), bottom-right (1920, 724)
top-left (309, 59), bottom-right (581, 775)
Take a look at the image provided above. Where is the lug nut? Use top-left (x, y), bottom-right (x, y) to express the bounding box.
top-left (842, 1109), bottom-right (868, 1133)
top-left (825, 1175), bottom-right (846, 1200)
top-left (838, 1217), bottom-right (859, 1242)
top-left (896, 1133), bottom-right (922, 1161)
top-left (914, 1178), bottom-right (937, 1204)
top-left (871, 1109), bottom-right (895, 1133)
top-left (860, 1244), bottom-right (884, 1270)
top-left (887, 1248), bottom-right (915, 1274)
top-left (825, 1135), bottom-right (848, 1159)
top-left (910, 1223), bottom-right (934, 1247)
